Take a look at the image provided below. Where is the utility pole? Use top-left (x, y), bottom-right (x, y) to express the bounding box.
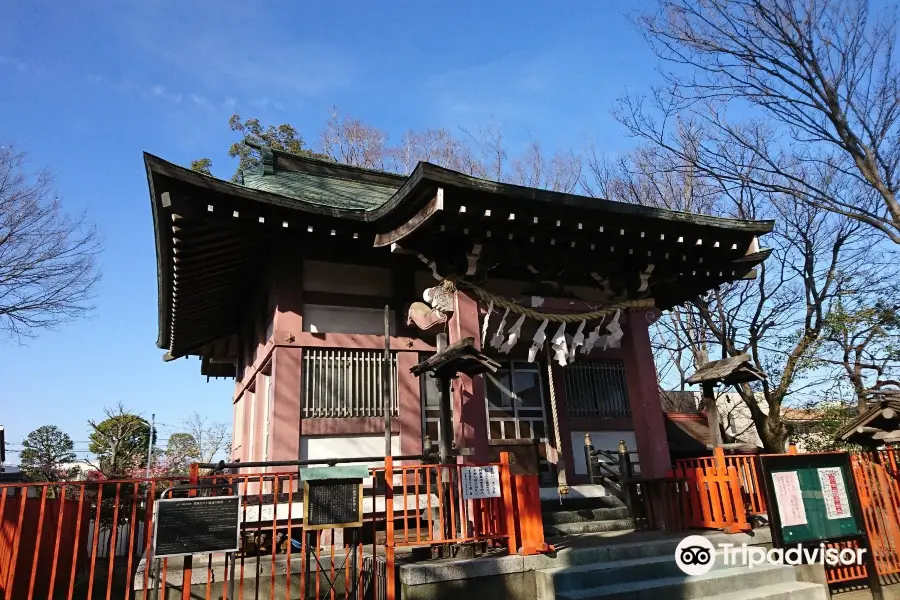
top-left (145, 413), bottom-right (155, 478)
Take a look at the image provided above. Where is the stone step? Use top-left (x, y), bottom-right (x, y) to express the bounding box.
top-left (699, 581), bottom-right (828, 600)
top-left (541, 495), bottom-right (626, 512)
top-left (556, 564), bottom-right (796, 600)
top-left (542, 507), bottom-right (631, 525)
top-left (544, 518), bottom-right (634, 537)
top-left (537, 552), bottom-right (758, 595)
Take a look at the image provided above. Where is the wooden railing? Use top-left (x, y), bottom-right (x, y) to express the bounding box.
top-left (670, 449), bottom-right (751, 534)
top-left (674, 453), bottom-right (767, 516)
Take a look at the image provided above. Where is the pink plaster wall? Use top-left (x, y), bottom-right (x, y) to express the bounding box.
top-left (225, 257), bottom-right (670, 480)
top-left (270, 346), bottom-right (301, 461)
top-left (397, 352), bottom-right (422, 456)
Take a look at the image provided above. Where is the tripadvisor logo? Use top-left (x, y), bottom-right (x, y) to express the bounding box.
top-left (674, 535), bottom-right (867, 576)
top-left (675, 536), bottom-right (716, 576)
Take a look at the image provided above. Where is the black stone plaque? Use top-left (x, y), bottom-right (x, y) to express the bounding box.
top-left (304, 480), bottom-right (363, 530)
top-left (153, 496), bottom-right (240, 558)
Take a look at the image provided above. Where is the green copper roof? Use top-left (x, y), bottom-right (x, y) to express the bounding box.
top-left (242, 169), bottom-right (401, 211)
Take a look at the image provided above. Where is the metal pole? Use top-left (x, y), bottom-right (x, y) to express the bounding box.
top-left (383, 305), bottom-right (392, 457)
top-left (145, 413), bottom-right (155, 479)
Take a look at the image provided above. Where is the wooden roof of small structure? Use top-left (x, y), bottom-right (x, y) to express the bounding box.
top-left (410, 337), bottom-right (500, 379)
top-left (145, 146), bottom-right (775, 375)
top-left (686, 355), bottom-right (767, 386)
top-left (834, 397), bottom-right (900, 446)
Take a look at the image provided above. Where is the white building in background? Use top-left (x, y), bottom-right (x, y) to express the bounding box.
top-left (57, 460), bottom-right (93, 480)
top-left (662, 390), bottom-right (821, 452)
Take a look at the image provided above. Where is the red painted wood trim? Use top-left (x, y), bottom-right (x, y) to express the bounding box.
top-left (272, 330), bottom-right (435, 352)
top-left (301, 418), bottom-right (401, 436)
top-left (622, 309), bottom-right (672, 478)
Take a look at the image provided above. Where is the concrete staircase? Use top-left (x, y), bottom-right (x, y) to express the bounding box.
top-left (535, 549), bottom-right (828, 600)
top-left (542, 496), bottom-right (634, 537)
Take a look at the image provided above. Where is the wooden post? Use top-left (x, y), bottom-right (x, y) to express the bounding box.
top-left (713, 447), bottom-right (727, 472)
top-left (515, 474), bottom-right (548, 555)
top-left (182, 463), bottom-right (200, 599)
top-left (499, 452), bottom-right (518, 555)
top-left (436, 334), bottom-right (453, 465)
top-left (618, 440), bottom-right (636, 523)
top-left (385, 456), bottom-right (395, 600)
top-left (384, 305), bottom-right (393, 458)
top-left (703, 382), bottom-right (723, 448)
top-left (583, 433), bottom-right (595, 485)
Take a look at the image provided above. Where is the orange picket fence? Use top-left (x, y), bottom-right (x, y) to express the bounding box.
top-left (670, 449), bottom-right (750, 533)
top-left (846, 450), bottom-right (900, 582)
top-left (674, 453), bottom-right (767, 516)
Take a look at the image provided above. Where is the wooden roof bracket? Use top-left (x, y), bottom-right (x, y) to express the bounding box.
top-left (373, 187), bottom-right (444, 247)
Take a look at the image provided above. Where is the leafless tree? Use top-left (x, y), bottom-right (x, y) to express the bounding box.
top-left (587, 133), bottom-right (879, 452)
top-left (321, 108), bottom-right (389, 170)
top-left (184, 412), bottom-right (231, 464)
top-left (0, 144), bottom-right (100, 340)
top-left (387, 128), bottom-right (486, 176)
top-left (635, 0), bottom-right (900, 243)
top-left (510, 140), bottom-right (583, 193)
top-left (460, 119), bottom-right (508, 181)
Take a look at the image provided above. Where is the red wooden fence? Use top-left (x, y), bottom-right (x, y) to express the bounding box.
top-left (0, 489), bottom-right (90, 600)
top-left (670, 449), bottom-right (750, 533)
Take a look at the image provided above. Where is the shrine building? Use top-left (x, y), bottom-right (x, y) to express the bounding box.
top-left (145, 145), bottom-right (773, 488)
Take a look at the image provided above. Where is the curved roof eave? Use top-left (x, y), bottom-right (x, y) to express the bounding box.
top-left (369, 162), bottom-right (776, 234)
top-left (145, 154), bottom-right (170, 349)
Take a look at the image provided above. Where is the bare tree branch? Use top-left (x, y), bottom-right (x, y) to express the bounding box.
top-left (0, 144), bottom-right (101, 340)
top-left (635, 0), bottom-right (900, 242)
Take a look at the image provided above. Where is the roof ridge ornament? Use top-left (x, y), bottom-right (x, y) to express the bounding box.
top-left (260, 146), bottom-right (275, 175)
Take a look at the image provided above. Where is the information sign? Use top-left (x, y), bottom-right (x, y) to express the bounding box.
top-left (153, 496), bottom-right (240, 558)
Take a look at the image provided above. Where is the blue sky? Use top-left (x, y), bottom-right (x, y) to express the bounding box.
top-left (0, 0), bottom-right (658, 458)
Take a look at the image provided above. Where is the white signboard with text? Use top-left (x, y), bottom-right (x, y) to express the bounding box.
top-left (772, 470), bottom-right (808, 527)
top-left (461, 465), bottom-right (501, 500)
top-left (817, 467), bottom-right (851, 520)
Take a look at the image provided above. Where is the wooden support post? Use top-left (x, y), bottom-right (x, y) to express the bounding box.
top-left (583, 433), bottom-right (595, 485)
top-left (385, 456), bottom-right (395, 600)
top-left (182, 463), bottom-right (200, 599)
top-left (703, 382), bottom-right (723, 448)
top-left (618, 440), bottom-right (636, 522)
top-left (713, 447), bottom-right (727, 472)
top-left (499, 452), bottom-right (518, 555)
top-left (515, 474), bottom-right (548, 555)
top-left (436, 334), bottom-right (453, 465)
top-left (384, 305), bottom-right (393, 458)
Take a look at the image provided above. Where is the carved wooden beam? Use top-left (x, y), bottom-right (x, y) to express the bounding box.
top-left (373, 188), bottom-right (444, 247)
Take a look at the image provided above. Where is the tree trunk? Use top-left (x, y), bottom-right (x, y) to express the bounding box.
top-left (756, 417), bottom-right (788, 453)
